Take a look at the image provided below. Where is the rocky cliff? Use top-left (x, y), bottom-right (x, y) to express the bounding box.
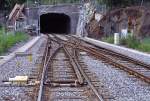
top-left (86, 6), bottom-right (150, 38)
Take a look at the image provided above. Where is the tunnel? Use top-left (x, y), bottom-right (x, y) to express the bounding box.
top-left (40, 13), bottom-right (71, 34)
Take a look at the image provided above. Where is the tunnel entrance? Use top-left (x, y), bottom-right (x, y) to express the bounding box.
top-left (40, 13), bottom-right (70, 34)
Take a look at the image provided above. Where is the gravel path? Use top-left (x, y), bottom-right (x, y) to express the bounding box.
top-left (0, 36), bottom-right (47, 101)
top-left (81, 53), bottom-right (150, 101)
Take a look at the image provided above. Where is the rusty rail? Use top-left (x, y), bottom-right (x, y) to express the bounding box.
top-left (54, 35), bottom-right (150, 84)
top-left (51, 35), bottom-right (104, 101)
top-left (37, 37), bottom-right (61, 101)
top-left (63, 45), bottom-right (104, 101)
top-left (63, 46), bottom-right (84, 84)
top-left (84, 47), bottom-right (150, 84)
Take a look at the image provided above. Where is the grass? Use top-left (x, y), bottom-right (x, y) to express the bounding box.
top-left (0, 27), bottom-right (5, 34)
top-left (102, 35), bottom-right (150, 52)
top-left (138, 38), bottom-right (150, 52)
top-left (101, 36), bottom-right (114, 43)
top-left (0, 31), bottom-right (29, 55)
top-left (120, 36), bottom-right (139, 49)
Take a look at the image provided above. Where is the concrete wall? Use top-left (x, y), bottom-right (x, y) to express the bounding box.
top-left (25, 4), bottom-right (81, 34)
top-left (39, 4), bottom-right (81, 34)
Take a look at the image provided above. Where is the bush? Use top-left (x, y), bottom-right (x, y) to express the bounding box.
top-left (125, 36), bottom-right (140, 49)
top-left (102, 35), bottom-right (150, 52)
top-left (138, 38), bottom-right (150, 52)
top-left (0, 27), bottom-right (5, 35)
top-left (120, 37), bottom-right (127, 45)
top-left (0, 31), bottom-right (29, 55)
top-left (102, 36), bottom-right (114, 43)
top-left (120, 36), bottom-right (150, 52)
top-left (138, 43), bottom-right (150, 52)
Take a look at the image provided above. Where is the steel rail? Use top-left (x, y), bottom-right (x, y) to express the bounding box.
top-left (54, 35), bottom-right (150, 84)
top-left (43, 40), bottom-right (50, 67)
top-left (37, 40), bottom-right (50, 101)
top-left (70, 36), bottom-right (150, 83)
top-left (83, 47), bottom-right (150, 84)
top-left (37, 46), bottom-right (62, 101)
top-left (63, 46), bottom-right (84, 84)
top-left (48, 35), bottom-right (104, 100)
top-left (63, 46), bottom-right (104, 101)
top-left (72, 36), bottom-right (150, 69)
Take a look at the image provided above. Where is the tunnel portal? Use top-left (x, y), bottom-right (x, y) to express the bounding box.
top-left (40, 13), bottom-right (70, 34)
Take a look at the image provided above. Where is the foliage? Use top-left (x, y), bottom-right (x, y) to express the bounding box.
top-left (138, 43), bottom-right (150, 52)
top-left (0, 0), bottom-right (81, 10)
top-left (102, 35), bottom-right (150, 52)
top-left (0, 31), bottom-right (29, 55)
top-left (0, 0), bottom-right (26, 10)
top-left (41, 0), bottom-right (80, 4)
top-left (0, 27), bottom-right (5, 35)
top-left (1, 0), bottom-right (150, 10)
top-left (96, 0), bottom-right (150, 8)
top-left (120, 35), bottom-right (140, 49)
top-left (118, 35), bottom-right (150, 52)
top-left (138, 38), bottom-right (150, 52)
top-left (102, 36), bottom-right (114, 43)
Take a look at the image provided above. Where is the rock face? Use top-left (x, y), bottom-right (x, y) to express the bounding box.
top-left (76, 3), bottom-right (95, 36)
top-left (86, 6), bottom-right (150, 38)
top-left (86, 18), bottom-right (104, 38)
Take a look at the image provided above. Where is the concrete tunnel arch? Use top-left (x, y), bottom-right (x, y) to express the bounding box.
top-left (40, 13), bottom-right (71, 34)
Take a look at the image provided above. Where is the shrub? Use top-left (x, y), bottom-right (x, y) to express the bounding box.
top-left (120, 37), bottom-right (127, 45)
top-left (0, 27), bottom-right (5, 35)
top-left (102, 36), bottom-right (114, 43)
top-left (103, 35), bottom-right (150, 52)
top-left (125, 36), bottom-right (140, 49)
top-left (138, 37), bottom-right (150, 52)
top-left (138, 43), bottom-right (150, 52)
top-left (0, 31), bottom-right (29, 55)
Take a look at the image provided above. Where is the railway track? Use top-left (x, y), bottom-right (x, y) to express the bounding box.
top-left (53, 35), bottom-right (150, 84)
top-left (37, 34), bottom-right (150, 101)
top-left (37, 35), bottom-right (105, 101)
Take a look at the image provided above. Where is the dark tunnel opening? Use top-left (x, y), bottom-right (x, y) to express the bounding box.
top-left (40, 13), bottom-right (70, 34)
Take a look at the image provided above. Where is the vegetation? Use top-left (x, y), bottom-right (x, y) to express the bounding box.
top-left (102, 35), bottom-right (150, 52)
top-left (138, 38), bottom-right (150, 52)
top-left (102, 36), bottom-right (114, 43)
top-left (120, 36), bottom-right (140, 49)
top-left (0, 0), bottom-right (26, 10)
top-left (1, 0), bottom-right (150, 10)
top-left (0, 31), bottom-right (29, 55)
top-left (41, 0), bottom-right (80, 4)
top-left (96, 0), bottom-right (150, 8)
top-left (0, 0), bottom-right (81, 10)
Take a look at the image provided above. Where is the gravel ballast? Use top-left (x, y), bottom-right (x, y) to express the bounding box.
top-left (81, 53), bottom-right (150, 101)
top-left (0, 36), bottom-right (47, 100)
top-left (81, 37), bottom-right (150, 65)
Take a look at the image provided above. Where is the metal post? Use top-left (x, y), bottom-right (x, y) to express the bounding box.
top-left (26, 0), bottom-right (29, 25)
top-left (27, 0), bottom-right (28, 7)
top-left (38, 15), bottom-right (40, 36)
top-left (141, 0), bottom-right (144, 7)
top-left (4, 6), bottom-right (8, 35)
top-left (38, 0), bottom-right (40, 36)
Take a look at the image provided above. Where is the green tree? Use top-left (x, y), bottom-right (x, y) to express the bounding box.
top-left (0, 0), bottom-right (26, 10)
top-left (41, 0), bottom-right (80, 4)
top-left (96, 0), bottom-right (150, 8)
